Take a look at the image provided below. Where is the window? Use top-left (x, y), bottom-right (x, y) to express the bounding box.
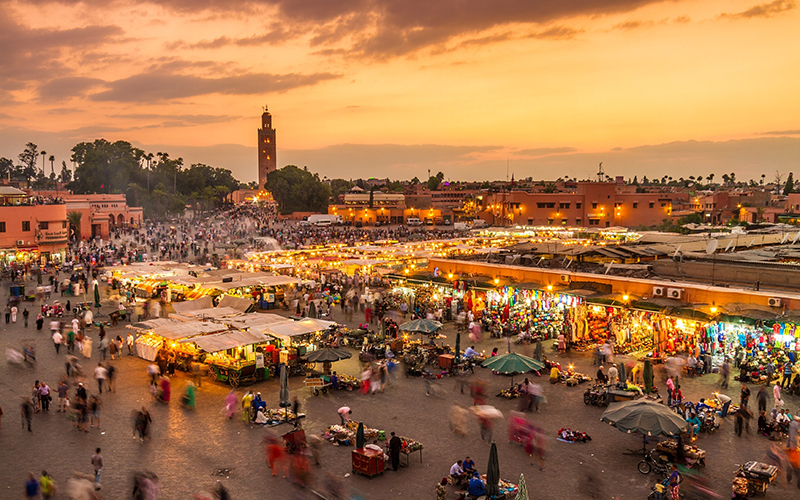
top-left (559, 203), bottom-right (570, 209)
top-left (575, 218), bottom-right (582, 226)
top-left (0, 222), bottom-right (5, 232)
top-left (592, 202), bottom-right (598, 209)
top-left (22, 221), bottom-right (30, 231)
top-left (561, 219), bottom-right (567, 225)
top-left (615, 202), bottom-right (622, 208)
top-left (649, 202), bottom-right (654, 209)
top-left (576, 203), bottom-right (582, 209)
top-left (547, 218), bottom-right (554, 225)
top-left (661, 203), bottom-right (667, 207)
top-left (537, 203), bottom-right (546, 209)
top-left (39, 222), bottom-right (49, 230)
top-left (62, 221), bottom-right (67, 229)
top-left (545, 202), bottom-right (556, 208)
top-left (589, 219), bottom-right (599, 226)
top-left (633, 203), bottom-right (639, 209)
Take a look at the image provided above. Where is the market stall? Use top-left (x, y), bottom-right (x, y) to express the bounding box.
top-left (133, 319), bottom-right (227, 363)
top-left (184, 329), bottom-right (274, 386)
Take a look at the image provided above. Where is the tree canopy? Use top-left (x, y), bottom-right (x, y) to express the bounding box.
top-left (66, 139), bottom-right (243, 218)
top-left (266, 165), bottom-right (331, 213)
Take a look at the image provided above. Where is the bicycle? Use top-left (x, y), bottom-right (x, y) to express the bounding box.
top-left (638, 449), bottom-right (673, 478)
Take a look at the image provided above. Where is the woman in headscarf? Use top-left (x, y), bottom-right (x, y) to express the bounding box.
top-left (224, 390), bottom-right (237, 419)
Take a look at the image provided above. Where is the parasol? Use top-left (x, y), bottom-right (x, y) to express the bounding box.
top-left (302, 348), bottom-right (352, 363)
top-left (308, 301), bottom-right (317, 318)
top-left (455, 330), bottom-right (461, 362)
top-left (356, 422), bottom-right (365, 449)
top-left (644, 359), bottom-right (653, 393)
top-left (279, 363), bottom-right (289, 408)
top-left (398, 318), bottom-right (443, 335)
top-left (486, 441), bottom-right (500, 498)
top-left (601, 399), bottom-right (690, 454)
top-left (93, 281), bottom-right (101, 309)
top-left (516, 473), bottom-right (528, 500)
top-left (617, 363), bottom-right (627, 386)
top-left (482, 352), bottom-right (544, 376)
top-left (534, 339), bottom-right (543, 362)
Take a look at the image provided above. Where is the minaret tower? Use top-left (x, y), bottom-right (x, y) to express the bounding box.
top-left (257, 105), bottom-right (277, 189)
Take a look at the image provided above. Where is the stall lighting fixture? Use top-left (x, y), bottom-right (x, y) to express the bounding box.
top-left (622, 294), bottom-right (629, 301)
top-left (546, 285), bottom-right (553, 291)
top-left (448, 273), bottom-right (453, 279)
top-left (710, 303), bottom-right (717, 313)
top-left (494, 278), bottom-right (500, 285)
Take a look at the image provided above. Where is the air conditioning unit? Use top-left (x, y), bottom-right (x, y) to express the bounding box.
top-left (768, 297), bottom-right (782, 308)
top-left (559, 275), bottom-right (570, 283)
top-left (16, 240), bottom-right (24, 246)
top-left (667, 288), bottom-right (684, 300)
top-left (653, 286), bottom-right (666, 297)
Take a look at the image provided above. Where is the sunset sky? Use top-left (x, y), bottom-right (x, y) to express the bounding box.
top-left (0, 0), bottom-right (798, 183)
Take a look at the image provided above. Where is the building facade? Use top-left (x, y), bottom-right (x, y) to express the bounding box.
top-left (0, 188), bottom-right (68, 263)
top-left (35, 192), bottom-right (143, 240)
top-left (478, 182), bottom-right (679, 228)
top-left (257, 106), bottom-right (277, 190)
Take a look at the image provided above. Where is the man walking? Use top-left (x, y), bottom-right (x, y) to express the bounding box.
top-left (91, 448), bottom-right (103, 490)
top-left (94, 363), bottom-right (107, 394)
top-left (757, 386), bottom-right (768, 413)
top-left (389, 432), bottom-right (402, 471)
top-left (21, 398), bottom-right (32, 432)
top-left (52, 330), bottom-right (63, 354)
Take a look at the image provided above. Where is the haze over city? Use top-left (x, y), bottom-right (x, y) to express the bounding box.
top-left (0, 0), bottom-right (798, 182)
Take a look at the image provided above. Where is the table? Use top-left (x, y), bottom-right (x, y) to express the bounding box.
top-left (352, 448), bottom-right (385, 477)
top-left (400, 445), bottom-right (423, 468)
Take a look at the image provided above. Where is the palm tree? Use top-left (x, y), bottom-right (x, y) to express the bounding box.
top-left (40, 151), bottom-right (47, 176)
top-left (145, 152), bottom-right (154, 191)
top-left (48, 155), bottom-right (55, 176)
top-left (67, 211), bottom-right (82, 241)
top-left (707, 173), bottom-right (715, 184)
top-left (760, 173), bottom-right (765, 186)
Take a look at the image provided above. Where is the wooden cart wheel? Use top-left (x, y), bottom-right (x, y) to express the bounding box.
top-left (229, 371), bottom-right (240, 387)
top-left (313, 388), bottom-right (319, 396)
top-left (321, 387), bottom-right (328, 394)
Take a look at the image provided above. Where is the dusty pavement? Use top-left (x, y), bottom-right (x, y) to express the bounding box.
top-left (0, 290), bottom-right (798, 500)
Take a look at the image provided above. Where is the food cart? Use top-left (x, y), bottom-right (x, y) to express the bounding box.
top-left (185, 329), bottom-right (275, 387)
top-left (261, 318), bottom-right (337, 376)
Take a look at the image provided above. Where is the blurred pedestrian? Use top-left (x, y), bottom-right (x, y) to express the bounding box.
top-left (91, 447), bottom-right (103, 490)
top-left (25, 472), bottom-right (39, 500)
top-left (39, 470), bottom-right (56, 499)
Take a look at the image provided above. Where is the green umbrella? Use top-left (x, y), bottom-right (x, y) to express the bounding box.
top-left (482, 352), bottom-right (544, 375)
top-left (356, 422), bottom-right (365, 449)
top-left (93, 281), bottom-right (101, 308)
top-left (485, 441), bottom-right (500, 498)
top-left (455, 330), bottom-right (461, 362)
top-left (302, 347), bottom-right (352, 363)
top-left (601, 400), bottom-right (689, 437)
top-left (643, 359), bottom-right (653, 393)
top-left (398, 318), bottom-right (443, 334)
top-left (516, 473), bottom-right (528, 500)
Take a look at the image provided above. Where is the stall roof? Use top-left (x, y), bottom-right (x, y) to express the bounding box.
top-left (210, 275), bottom-right (301, 291)
top-left (181, 306), bottom-right (243, 319)
top-left (340, 259), bottom-right (388, 266)
top-left (171, 296), bottom-right (213, 314)
top-left (181, 329), bottom-right (272, 352)
top-left (218, 294), bottom-right (254, 313)
top-left (132, 318), bottom-right (183, 330)
top-left (152, 321), bottom-right (228, 340)
top-left (262, 318), bottom-right (336, 340)
top-left (228, 313), bottom-right (286, 330)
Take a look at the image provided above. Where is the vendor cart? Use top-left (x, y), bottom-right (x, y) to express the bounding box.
top-left (208, 360), bottom-right (263, 387)
top-left (655, 439), bottom-right (706, 467)
top-left (352, 447), bottom-right (385, 478)
top-left (734, 461), bottom-right (777, 496)
top-left (283, 428), bottom-right (306, 453)
top-left (305, 375), bottom-right (331, 396)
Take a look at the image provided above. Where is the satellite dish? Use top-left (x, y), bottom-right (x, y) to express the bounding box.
top-left (793, 232), bottom-right (800, 244)
top-left (724, 240), bottom-right (732, 252)
top-left (706, 239), bottom-right (719, 255)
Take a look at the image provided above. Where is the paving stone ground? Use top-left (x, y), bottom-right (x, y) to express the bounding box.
top-left (1, 286), bottom-right (798, 499)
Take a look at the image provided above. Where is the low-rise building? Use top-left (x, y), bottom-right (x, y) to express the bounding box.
top-left (0, 187), bottom-right (68, 263)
